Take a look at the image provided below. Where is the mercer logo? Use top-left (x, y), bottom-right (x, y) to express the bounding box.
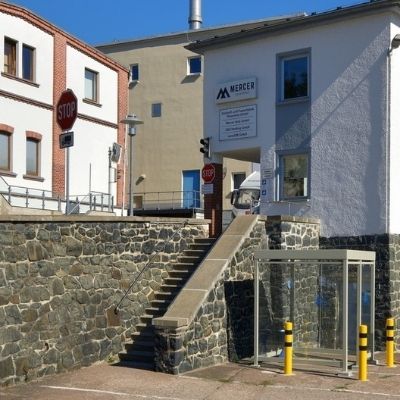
top-left (216, 87), bottom-right (230, 100)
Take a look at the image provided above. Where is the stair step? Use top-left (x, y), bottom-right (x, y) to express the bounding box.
top-left (125, 341), bottom-right (154, 353)
top-left (140, 314), bottom-right (154, 323)
top-left (150, 299), bottom-right (169, 307)
top-left (145, 307), bottom-right (166, 316)
top-left (178, 256), bottom-right (202, 264)
top-left (170, 262), bottom-right (197, 270)
top-left (131, 330), bottom-right (154, 340)
top-left (163, 277), bottom-right (185, 285)
top-left (119, 350), bottom-right (154, 363)
top-left (193, 238), bottom-right (215, 245)
top-left (183, 249), bottom-right (206, 257)
top-left (153, 291), bottom-right (177, 301)
top-left (117, 360), bottom-right (155, 371)
top-left (135, 323), bottom-right (154, 333)
top-left (169, 269), bottom-right (193, 278)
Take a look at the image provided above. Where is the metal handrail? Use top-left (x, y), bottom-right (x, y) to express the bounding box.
top-left (114, 218), bottom-right (189, 315)
top-left (134, 190), bottom-right (202, 210)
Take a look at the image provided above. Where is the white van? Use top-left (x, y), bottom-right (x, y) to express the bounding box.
top-left (230, 171), bottom-right (260, 217)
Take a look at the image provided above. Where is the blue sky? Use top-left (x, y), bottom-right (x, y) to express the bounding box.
top-left (10, 0), bottom-right (363, 45)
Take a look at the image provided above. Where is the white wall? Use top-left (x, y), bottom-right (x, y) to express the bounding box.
top-left (66, 45), bottom-right (118, 123)
top-left (0, 97), bottom-right (53, 190)
top-left (389, 19), bottom-right (400, 235)
top-left (0, 12), bottom-right (53, 104)
top-left (203, 12), bottom-right (392, 237)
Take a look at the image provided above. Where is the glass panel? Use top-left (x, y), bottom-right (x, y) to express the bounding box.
top-left (4, 38), bottom-right (16, 76)
top-left (85, 69), bottom-right (97, 101)
top-left (131, 64), bottom-right (139, 81)
top-left (282, 154), bottom-right (308, 198)
top-left (152, 103), bottom-right (162, 117)
top-left (283, 56), bottom-right (308, 100)
top-left (26, 139), bottom-right (38, 175)
top-left (22, 45), bottom-right (34, 81)
top-left (189, 57), bottom-right (201, 74)
top-left (233, 173), bottom-right (246, 190)
top-left (361, 265), bottom-right (372, 350)
top-left (348, 264), bottom-right (358, 354)
top-left (0, 133), bottom-right (10, 170)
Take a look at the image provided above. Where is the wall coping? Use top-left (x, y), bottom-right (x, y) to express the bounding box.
top-left (267, 214), bottom-right (320, 224)
top-left (0, 215), bottom-right (210, 224)
top-left (153, 215), bottom-right (260, 329)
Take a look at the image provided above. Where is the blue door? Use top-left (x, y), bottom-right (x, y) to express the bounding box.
top-left (182, 170), bottom-right (200, 208)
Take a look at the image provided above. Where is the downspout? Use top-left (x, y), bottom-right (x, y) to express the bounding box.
top-left (386, 46), bottom-right (391, 235)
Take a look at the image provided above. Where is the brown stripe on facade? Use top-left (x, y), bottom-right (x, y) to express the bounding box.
top-left (0, 90), bottom-right (53, 110)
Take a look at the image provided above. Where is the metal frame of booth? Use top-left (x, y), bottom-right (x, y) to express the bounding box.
top-left (253, 249), bottom-right (376, 376)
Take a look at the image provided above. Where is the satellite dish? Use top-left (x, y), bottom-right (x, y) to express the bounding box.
top-left (111, 143), bottom-right (122, 163)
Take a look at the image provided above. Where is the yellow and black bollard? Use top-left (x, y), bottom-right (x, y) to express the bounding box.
top-left (284, 321), bottom-right (293, 376)
top-left (359, 324), bottom-right (368, 381)
top-left (386, 318), bottom-right (395, 368)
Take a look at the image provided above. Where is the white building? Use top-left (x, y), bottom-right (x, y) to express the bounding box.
top-left (0, 1), bottom-right (128, 213)
top-left (189, 0), bottom-right (400, 239)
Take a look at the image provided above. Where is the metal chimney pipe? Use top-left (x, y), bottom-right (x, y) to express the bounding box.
top-left (189, 0), bottom-right (202, 30)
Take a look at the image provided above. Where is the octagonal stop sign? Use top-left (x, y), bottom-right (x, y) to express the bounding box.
top-left (56, 89), bottom-right (78, 131)
top-left (202, 163), bottom-right (215, 184)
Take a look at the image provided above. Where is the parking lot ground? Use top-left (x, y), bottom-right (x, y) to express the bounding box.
top-left (0, 352), bottom-right (399, 400)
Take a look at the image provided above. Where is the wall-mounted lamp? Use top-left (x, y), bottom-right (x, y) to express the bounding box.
top-left (390, 34), bottom-right (400, 52)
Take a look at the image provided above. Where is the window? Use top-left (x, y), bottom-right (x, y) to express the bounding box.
top-left (0, 132), bottom-right (11, 171)
top-left (4, 38), bottom-right (17, 76)
top-left (26, 138), bottom-right (39, 176)
top-left (152, 103), bottom-right (162, 118)
top-left (130, 64), bottom-right (139, 81)
top-left (232, 172), bottom-right (246, 190)
top-left (188, 56), bottom-right (201, 75)
top-left (85, 68), bottom-right (98, 102)
top-left (22, 44), bottom-right (35, 81)
top-left (280, 153), bottom-right (309, 199)
top-left (281, 54), bottom-right (309, 101)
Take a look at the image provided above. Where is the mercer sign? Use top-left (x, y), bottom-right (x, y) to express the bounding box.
top-left (215, 77), bottom-right (257, 104)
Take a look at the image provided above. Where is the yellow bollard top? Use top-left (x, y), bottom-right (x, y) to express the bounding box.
top-left (386, 318), bottom-right (394, 327)
top-left (359, 324), bottom-right (368, 334)
top-left (284, 321), bottom-right (293, 331)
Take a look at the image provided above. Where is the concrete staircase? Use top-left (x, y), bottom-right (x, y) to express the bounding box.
top-left (118, 237), bottom-right (215, 369)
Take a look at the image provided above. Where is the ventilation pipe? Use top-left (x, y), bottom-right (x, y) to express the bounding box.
top-left (189, 0), bottom-right (202, 30)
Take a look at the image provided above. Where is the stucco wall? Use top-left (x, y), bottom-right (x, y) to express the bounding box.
top-left (202, 10), bottom-right (395, 237)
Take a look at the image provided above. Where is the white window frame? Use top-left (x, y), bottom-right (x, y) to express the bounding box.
top-left (279, 52), bottom-right (310, 102)
top-left (187, 56), bottom-right (202, 76)
top-left (277, 152), bottom-right (310, 201)
top-left (84, 68), bottom-right (99, 103)
top-left (130, 64), bottom-right (139, 82)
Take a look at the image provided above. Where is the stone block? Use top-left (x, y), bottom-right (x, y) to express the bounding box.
top-left (27, 241), bottom-right (46, 261)
top-left (0, 356), bottom-right (15, 379)
top-left (64, 237), bottom-right (82, 257)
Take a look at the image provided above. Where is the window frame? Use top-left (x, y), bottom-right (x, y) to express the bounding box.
top-left (4, 37), bottom-right (17, 76)
top-left (187, 56), bottom-right (202, 75)
top-left (84, 68), bottom-right (99, 103)
top-left (232, 172), bottom-right (246, 191)
top-left (0, 131), bottom-right (12, 173)
top-left (151, 102), bottom-right (162, 118)
top-left (22, 44), bottom-right (35, 82)
top-left (130, 64), bottom-right (139, 82)
top-left (26, 138), bottom-right (40, 177)
top-left (278, 50), bottom-right (310, 103)
top-left (277, 151), bottom-right (310, 201)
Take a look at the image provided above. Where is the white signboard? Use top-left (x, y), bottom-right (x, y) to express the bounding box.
top-left (202, 184), bottom-right (214, 194)
top-left (216, 77), bottom-right (257, 104)
top-left (219, 105), bottom-right (257, 141)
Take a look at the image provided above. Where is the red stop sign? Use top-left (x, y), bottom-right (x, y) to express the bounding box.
top-left (202, 164), bottom-right (215, 183)
top-left (56, 89), bottom-right (78, 131)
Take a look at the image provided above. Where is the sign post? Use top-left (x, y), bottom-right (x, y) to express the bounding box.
top-left (56, 89), bottom-right (78, 214)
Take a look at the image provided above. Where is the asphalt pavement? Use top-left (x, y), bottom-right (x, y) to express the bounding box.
top-left (1, 352), bottom-right (399, 400)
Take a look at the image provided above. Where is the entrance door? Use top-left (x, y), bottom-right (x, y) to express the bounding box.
top-left (182, 170), bottom-right (200, 208)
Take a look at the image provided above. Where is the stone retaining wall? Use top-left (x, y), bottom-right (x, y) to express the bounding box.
top-left (0, 216), bottom-right (208, 385)
top-left (320, 234), bottom-right (400, 348)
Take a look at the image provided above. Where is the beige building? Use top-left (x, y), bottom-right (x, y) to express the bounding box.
top-left (97, 17), bottom-right (296, 220)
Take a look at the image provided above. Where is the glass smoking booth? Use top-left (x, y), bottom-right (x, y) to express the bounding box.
top-left (253, 249), bottom-right (376, 375)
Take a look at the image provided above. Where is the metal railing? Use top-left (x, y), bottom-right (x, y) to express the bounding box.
top-left (114, 219), bottom-right (189, 314)
top-left (134, 190), bottom-right (203, 210)
top-left (0, 176), bottom-right (113, 214)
